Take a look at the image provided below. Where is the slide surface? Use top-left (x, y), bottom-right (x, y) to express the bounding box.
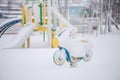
top-left (3, 23), bottom-right (34, 49)
top-left (0, 18), bottom-right (22, 37)
top-left (0, 18), bottom-right (21, 28)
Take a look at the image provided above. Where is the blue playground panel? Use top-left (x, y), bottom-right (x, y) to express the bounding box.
top-left (69, 6), bottom-right (85, 16)
top-left (69, 6), bottom-right (93, 17)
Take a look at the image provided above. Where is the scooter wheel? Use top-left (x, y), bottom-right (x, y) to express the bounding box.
top-left (53, 49), bottom-right (66, 66)
top-left (83, 50), bottom-right (93, 62)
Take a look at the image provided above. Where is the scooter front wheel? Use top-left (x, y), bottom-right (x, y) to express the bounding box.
top-left (53, 49), bottom-right (66, 66)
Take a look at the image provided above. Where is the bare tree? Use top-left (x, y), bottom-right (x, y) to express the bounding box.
top-left (102, 0), bottom-right (120, 33)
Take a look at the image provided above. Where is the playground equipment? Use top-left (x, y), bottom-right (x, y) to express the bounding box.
top-left (0, 0), bottom-right (93, 67)
top-left (68, 5), bottom-right (102, 36)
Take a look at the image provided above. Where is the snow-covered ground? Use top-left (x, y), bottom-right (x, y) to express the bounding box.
top-left (0, 29), bottom-right (120, 80)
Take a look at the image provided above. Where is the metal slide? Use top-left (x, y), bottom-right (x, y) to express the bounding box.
top-left (0, 18), bottom-right (21, 38)
top-left (0, 18), bottom-right (21, 29)
top-left (2, 23), bottom-right (35, 49)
